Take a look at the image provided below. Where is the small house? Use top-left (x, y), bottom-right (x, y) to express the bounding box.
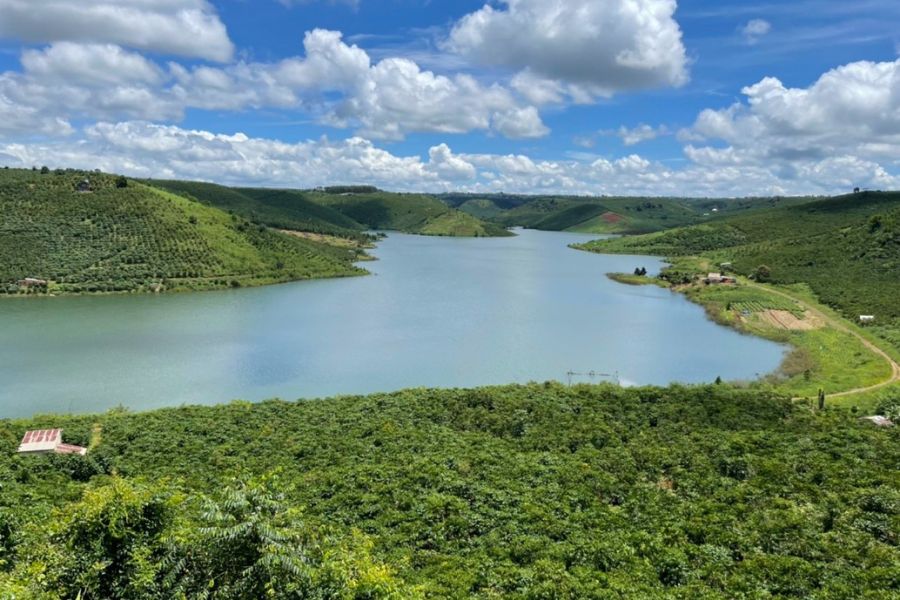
top-left (16, 277), bottom-right (47, 288)
top-left (17, 429), bottom-right (87, 456)
top-left (705, 272), bottom-right (736, 285)
top-left (859, 315), bottom-right (875, 324)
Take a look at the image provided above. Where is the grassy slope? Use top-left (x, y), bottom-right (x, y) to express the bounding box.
top-left (311, 191), bottom-right (513, 237)
top-left (2, 384), bottom-right (897, 598)
top-left (0, 169), bottom-right (364, 294)
top-left (146, 180), bottom-right (366, 238)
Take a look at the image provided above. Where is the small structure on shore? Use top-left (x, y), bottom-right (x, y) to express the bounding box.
top-left (17, 429), bottom-right (87, 456)
top-left (16, 277), bottom-right (47, 288)
top-left (705, 272), bottom-right (736, 285)
top-left (859, 315), bottom-right (875, 324)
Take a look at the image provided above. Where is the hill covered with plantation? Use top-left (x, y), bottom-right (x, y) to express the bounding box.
top-left (0, 383), bottom-right (897, 598)
top-left (0, 168), bottom-right (366, 295)
top-left (151, 181), bottom-right (513, 239)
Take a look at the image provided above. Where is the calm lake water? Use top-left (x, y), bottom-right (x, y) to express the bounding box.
top-left (0, 230), bottom-right (786, 417)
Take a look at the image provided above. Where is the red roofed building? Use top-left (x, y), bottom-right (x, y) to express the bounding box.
top-left (17, 429), bottom-right (87, 456)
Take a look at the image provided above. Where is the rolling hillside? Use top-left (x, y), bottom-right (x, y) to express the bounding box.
top-left (581, 191), bottom-right (900, 346)
top-left (0, 169), bottom-right (365, 295)
top-left (151, 182), bottom-right (511, 238)
top-left (442, 193), bottom-right (814, 235)
top-left (309, 190), bottom-right (513, 237)
top-left (147, 180), bottom-right (366, 239)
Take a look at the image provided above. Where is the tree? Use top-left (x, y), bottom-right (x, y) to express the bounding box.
top-left (115, 176), bottom-right (128, 188)
top-left (753, 265), bottom-right (772, 283)
top-left (40, 166), bottom-right (49, 174)
top-left (167, 476), bottom-right (313, 599)
top-left (165, 476), bottom-right (418, 599)
top-left (35, 478), bottom-right (172, 599)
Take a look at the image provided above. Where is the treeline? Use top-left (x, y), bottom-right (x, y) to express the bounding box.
top-left (322, 185), bottom-right (380, 194)
top-left (1, 383), bottom-right (897, 597)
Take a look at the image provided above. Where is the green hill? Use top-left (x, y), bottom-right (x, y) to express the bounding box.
top-left (1, 383), bottom-right (897, 598)
top-left (456, 198), bottom-right (506, 220)
top-left (147, 180), bottom-right (366, 239)
top-left (151, 182), bottom-right (511, 238)
top-left (310, 190), bottom-right (513, 237)
top-left (0, 169), bottom-right (365, 295)
top-left (441, 193), bottom-right (817, 235)
top-left (581, 191), bottom-right (900, 346)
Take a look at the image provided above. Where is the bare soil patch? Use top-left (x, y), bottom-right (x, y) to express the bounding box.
top-left (758, 309), bottom-right (823, 331)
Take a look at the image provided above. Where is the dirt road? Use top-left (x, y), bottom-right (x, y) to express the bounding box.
top-left (746, 282), bottom-right (900, 399)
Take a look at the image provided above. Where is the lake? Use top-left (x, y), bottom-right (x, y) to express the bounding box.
top-left (0, 230), bottom-right (786, 417)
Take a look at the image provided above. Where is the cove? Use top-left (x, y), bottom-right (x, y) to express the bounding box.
top-left (0, 229), bottom-right (786, 418)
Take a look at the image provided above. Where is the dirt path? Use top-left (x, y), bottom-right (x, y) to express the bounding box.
top-left (746, 281), bottom-right (900, 399)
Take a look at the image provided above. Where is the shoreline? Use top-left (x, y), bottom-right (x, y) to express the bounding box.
top-left (591, 250), bottom-right (898, 405)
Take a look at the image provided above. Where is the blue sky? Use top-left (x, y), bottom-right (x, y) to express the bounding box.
top-left (0, 0), bottom-right (897, 196)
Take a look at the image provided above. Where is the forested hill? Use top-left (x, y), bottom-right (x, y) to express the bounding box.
top-left (581, 191), bottom-right (900, 345)
top-left (148, 179), bottom-right (368, 239)
top-left (439, 193), bottom-right (816, 235)
top-left (150, 181), bottom-right (513, 238)
top-left (0, 383), bottom-right (896, 597)
top-left (306, 189), bottom-right (514, 237)
top-left (0, 168), bottom-right (365, 295)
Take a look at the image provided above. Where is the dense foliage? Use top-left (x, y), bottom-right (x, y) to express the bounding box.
top-left (0, 169), bottom-right (365, 295)
top-left (1, 383), bottom-right (897, 598)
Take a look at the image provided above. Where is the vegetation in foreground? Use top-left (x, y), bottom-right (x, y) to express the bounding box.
top-left (0, 168), bottom-right (366, 296)
top-left (1, 383), bottom-right (897, 598)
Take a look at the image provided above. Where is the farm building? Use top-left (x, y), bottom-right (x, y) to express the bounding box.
top-left (16, 277), bottom-right (47, 288)
top-left (859, 315), bottom-right (875, 324)
top-left (705, 273), bottom-right (736, 285)
top-left (17, 429), bottom-right (87, 456)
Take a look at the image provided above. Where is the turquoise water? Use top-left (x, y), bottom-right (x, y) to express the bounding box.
top-left (0, 230), bottom-right (785, 417)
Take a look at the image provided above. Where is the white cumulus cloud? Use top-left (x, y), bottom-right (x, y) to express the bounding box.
top-left (0, 0), bottom-right (234, 62)
top-left (449, 0), bottom-right (688, 102)
top-left (686, 58), bottom-right (900, 165)
top-left (740, 19), bottom-right (772, 44)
